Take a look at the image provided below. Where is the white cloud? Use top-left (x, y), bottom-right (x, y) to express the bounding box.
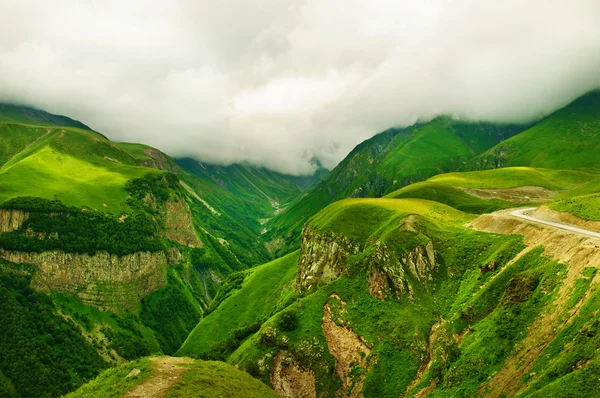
top-left (0, 0), bottom-right (599, 174)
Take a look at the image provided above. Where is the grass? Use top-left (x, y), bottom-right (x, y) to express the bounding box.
top-left (549, 193), bottom-right (600, 221)
top-left (265, 118), bottom-right (527, 255)
top-left (475, 90), bottom-right (600, 170)
top-left (176, 251), bottom-right (299, 357)
top-left (0, 123), bottom-right (49, 167)
top-left (0, 145), bottom-right (157, 212)
top-left (223, 195), bottom-right (534, 396)
top-left (385, 181), bottom-right (516, 213)
top-left (64, 358), bottom-right (153, 398)
top-left (0, 125), bottom-right (164, 213)
top-left (220, 184), bottom-right (599, 397)
top-left (167, 360), bottom-right (279, 398)
top-left (114, 142), bottom-right (155, 160)
top-left (379, 118), bottom-right (475, 180)
top-left (516, 285), bottom-right (600, 397)
top-left (176, 158), bottom-right (304, 220)
top-left (0, 104), bottom-right (91, 130)
top-left (308, 198), bottom-right (471, 244)
top-left (428, 167), bottom-right (595, 191)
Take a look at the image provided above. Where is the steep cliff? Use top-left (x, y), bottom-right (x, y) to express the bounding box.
top-left (0, 209), bottom-right (28, 233)
top-left (0, 249), bottom-right (168, 312)
top-left (297, 224), bottom-right (438, 301)
top-left (297, 227), bottom-right (360, 292)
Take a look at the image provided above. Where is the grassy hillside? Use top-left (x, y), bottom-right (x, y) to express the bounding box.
top-left (264, 119), bottom-right (528, 255)
top-left (428, 167), bottom-right (595, 191)
top-left (66, 356), bottom-right (279, 398)
top-left (0, 111), bottom-right (277, 397)
top-left (385, 181), bottom-right (516, 213)
top-left (176, 158), bottom-right (312, 222)
top-left (0, 103), bottom-right (93, 131)
top-left (188, 199), bottom-right (528, 395)
top-left (177, 251), bottom-right (299, 358)
top-left (0, 125), bottom-right (157, 213)
top-left (186, 196), bottom-right (598, 397)
top-left (473, 90), bottom-right (600, 170)
top-left (0, 259), bottom-right (169, 398)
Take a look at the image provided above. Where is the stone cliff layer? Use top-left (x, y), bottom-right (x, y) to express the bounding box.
top-left (0, 249), bottom-right (168, 313)
top-left (0, 209), bottom-right (29, 233)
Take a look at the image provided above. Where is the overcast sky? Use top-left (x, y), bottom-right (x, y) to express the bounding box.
top-left (1, 0), bottom-right (599, 174)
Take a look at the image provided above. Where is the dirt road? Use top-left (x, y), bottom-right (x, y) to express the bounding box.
top-left (509, 207), bottom-right (600, 239)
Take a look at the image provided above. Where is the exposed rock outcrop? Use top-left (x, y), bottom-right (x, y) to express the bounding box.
top-left (322, 294), bottom-right (372, 398)
top-left (163, 199), bottom-right (202, 247)
top-left (367, 240), bottom-right (437, 301)
top-left (139, 148), bottom-right (179, 173)
top-left (298, 224), bottom-right (438, 300)
top-left (296, 227), bottom-right (360, 292)
top-left (0, 209), bottom-right (29, 233)
top-left (0, 249), bottom-right (168, 313)
top-left (271, 351), bottom-right (317, 398)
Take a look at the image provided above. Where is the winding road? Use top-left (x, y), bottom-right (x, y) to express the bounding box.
top-left (509, 207), bottom-right (600, 239)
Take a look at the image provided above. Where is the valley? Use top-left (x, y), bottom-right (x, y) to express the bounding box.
top-left (0, 90), bottom-right (600, 398)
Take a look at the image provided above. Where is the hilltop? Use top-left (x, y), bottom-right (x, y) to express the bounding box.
top-left (264, 118), bottom-right (530, 255)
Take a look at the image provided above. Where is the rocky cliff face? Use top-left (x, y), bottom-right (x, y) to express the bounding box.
top-left (163, 199), bottom-right (202, 248)
top-left (0, 249), bottom-right (168, 313)
top-left (296, 226), bottom-right (361, 292)
top-left (297, 225), bottom-right (438, 300)
top-left (367, 240), bottom-right (437, 301)
top-left (0, 209), bottom-right (29, 233)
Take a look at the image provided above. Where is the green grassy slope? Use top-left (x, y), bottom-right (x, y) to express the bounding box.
top-left (264, 119), bottom-right (528, 254)
top-left (385, 181), bottom-right (516, 213)
top-left (0, 113), bottom-right (277, 397)
top-left (66, 357), bottom-right (279, 398)
top-left (176, 158), bottom-right (310, 221)
top-left (0, 125), bottom-right (158, 213)
top-left (201, 197), bottom-right (590, 397)
top-left (177, 251), bottom-right (299, 358)
top-left (428, 167), bottom-right (596, 190)
top-left (547, 175), bottom-right (600, 220)
top-left (209, 199), bottom-right (525, 394)
top-left (472, 90), bottom-right (600, 170)
top-left (385, 167), bottom-right (600, 215)
top-left (0, 103), bottom-right (93, 131)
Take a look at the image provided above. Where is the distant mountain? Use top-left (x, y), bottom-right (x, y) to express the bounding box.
top-left (0, 103), bottom-right (93, 131)
top-left (175, 158), bottom-right (322, 222)
top-left (471, 90), bottom-right (600, 170)
top-left (264, 117), bottom-right (530, 255)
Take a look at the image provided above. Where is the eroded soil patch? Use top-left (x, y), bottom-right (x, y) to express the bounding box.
top-left (322, 293), bottom-right (372, 398)
top-left (125, 356), bottom-right (194, 398)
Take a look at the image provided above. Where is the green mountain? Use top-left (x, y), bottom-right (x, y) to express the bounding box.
top-left (471, 90), bottom-right (600, 170)
top-left (174, 91), bottom-right (600, 397)
top-left (179, 193), bottom-right (600, 397)
top-left (264, 118), bottom-right (530, 255)
top-left (3, 89), bottom-right (600, 398)
top-left (175, 158), bottom-right (325, 224)
top-left (0, 106), bottom-right (283, 397)
top-left (0, 104), bottom-right (93, 131)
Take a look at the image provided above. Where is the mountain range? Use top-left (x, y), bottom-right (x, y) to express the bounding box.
top-left (1, 90), bottom-right (600, 397)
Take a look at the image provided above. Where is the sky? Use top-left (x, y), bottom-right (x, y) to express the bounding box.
top-left (0, 0), bottom-right (599, 175)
